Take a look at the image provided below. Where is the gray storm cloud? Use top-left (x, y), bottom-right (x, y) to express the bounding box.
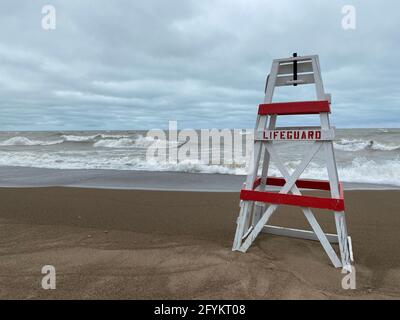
top-left (0, 0), bottom-right (399, 130)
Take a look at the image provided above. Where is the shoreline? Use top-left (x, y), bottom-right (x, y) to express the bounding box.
top-left (0, 166), bottom-right (398, 191)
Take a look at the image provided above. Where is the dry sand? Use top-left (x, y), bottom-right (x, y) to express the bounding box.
top-left (0, 187), bottom-right (399, 299)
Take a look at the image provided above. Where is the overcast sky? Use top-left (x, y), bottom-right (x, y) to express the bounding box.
top-left (0, 0), bottom-right (399, 130)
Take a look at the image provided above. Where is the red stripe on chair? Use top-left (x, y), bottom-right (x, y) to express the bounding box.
top-left (253, 177), bottom-right (332, 191)
top-left (258, 100), bottom-right (330, 115)
top-left (240, 189), bottom-right (344, 211)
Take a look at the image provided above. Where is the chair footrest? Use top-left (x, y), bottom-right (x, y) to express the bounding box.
top-left (262, 225), bottom-right (339, 243)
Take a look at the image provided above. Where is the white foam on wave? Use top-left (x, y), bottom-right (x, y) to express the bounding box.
top-left (94, 138), bottom-right (135, 148)
top-left (0, 136), bottom-right (63, 146)
top-left (98, 134), bottom-right (131, 139)
top-left (133, 135), bottom-right (186, 148)
top-left (294, 158), bottom-right (400, 187)
top-left (3, 134), bottom-right (398, 154)
top-left (370, 142), bottom-right (400, 151)
top-left (334, 139), bottom-right (400, 152)
top-left (1, 134), bottom-right (104, 145)
top-left (0, 134), bottom-right (184, 149)
top-left (92, 135), bottom-right (175, 148)
top-left (62, 133), bottom-right (131, 142)
top-left (61, 134), bottom-right (100, 142)
top-left (133, 135), bottom-right (158, 147)
top-left (338, 158), bottom-right (400, 186)
top-left (0, 149), bottom-right (399, 186)
top-left (334, 139), bottom-right (369, 151)
top-left (0, 151), bottom-right (242, 174)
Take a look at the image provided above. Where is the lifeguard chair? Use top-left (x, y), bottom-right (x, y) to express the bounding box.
top-left (232, 53), bottom-right (353, 269)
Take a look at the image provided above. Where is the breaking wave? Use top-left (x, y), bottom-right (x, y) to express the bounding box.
top-left (334, 139), bottom-right (400, 152)
top-left (0, 136), bottom-right (63, 146)
top-left (2, 134), bottom-right (399, 154)
top-left (61, 134), bottom-right (100, 142)
top-left (0, 134), bottom-right (187, 149)
top-left (0, 149), bottom-right (398, 186)
top-left (93, 138), bottom-right (135, 148)
top-left (0, 129), bottom-right (399, 187)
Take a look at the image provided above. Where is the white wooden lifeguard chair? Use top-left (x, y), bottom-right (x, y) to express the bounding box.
top-left (232, 53), bottom-right (354, 270)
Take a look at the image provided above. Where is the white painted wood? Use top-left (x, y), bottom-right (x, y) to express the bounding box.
top-left (274, 126), bottom-right (324, 130)
top-left (274, 55), bottom-right (317, 63)
top-left (265, 142), bottom-right (342, 267)
top-left (302, 207), bottom-right (342, 268)
top-left (232, 201), bottom-right (249, 250)
top-left (275, 73), bottom-right (315, 86)
top-left (250, 61), bottom-right (279, 226)
top-left (253, 115), bottom-right (277, 225)
top-left (242, 226), bottom-right (254, 240)
top-left (262, 225), bottom-right (339, 243)
top-left (265, 142), bottom-right (322, 188)
top-left (264, 61), bottom-right (280, 103)
top-left (255, 129), bottom-right (335, 141)
top-left (314, 55), bottom-right (351, 268)
top-left (232, 54), bottom-right (353, 269)
top-left (243, 201), bottom-right (254, 235)
top-left (320, 112), bottom-right (351, 267)
top-left (348, 236), bottom-right (354, 263)
top-left (311, 56), bottom-right (325, 100)
top-left (274, 159), bottom-right (341, 265)
top-left (238, 203), bottom-right (278, 252)
top-left (325, 93), bottom-right (332, 104)
top-left (334, 212), bottom-right (351, 267)
top-left (245, 119), bottom-right (267, 188)
top-left (278, 61), bottom-right (313, 75)
top-left (239, 143), bottom-right (322, 253)
top-left (233, 62), bottom-right (279, 250)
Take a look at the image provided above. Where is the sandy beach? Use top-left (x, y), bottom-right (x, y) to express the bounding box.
top-left (1, 0), bottom-right (399, 304)
top-left (0, 186), bottom-right (399, 299)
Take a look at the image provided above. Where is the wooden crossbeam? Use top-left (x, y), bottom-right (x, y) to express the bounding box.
top-left (240, 189), bottom-right (345, 211)
top-left (237, 143), bottom-right (322, 252)
top-left (275, 73), bottom-right (315, 86)
top-left (253, 177), bottom-right (333, 191)
top-left (262, 225), bottom-right (339, 243)
top-left (278, 61), bottom-right (313, 75)
top-left (263, 143), bottom-right (342, 268)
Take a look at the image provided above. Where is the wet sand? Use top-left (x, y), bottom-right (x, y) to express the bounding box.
top-left (0, 166), bottom-right (396, 191)
top-left (0, 187), bottom-right (399, 299)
